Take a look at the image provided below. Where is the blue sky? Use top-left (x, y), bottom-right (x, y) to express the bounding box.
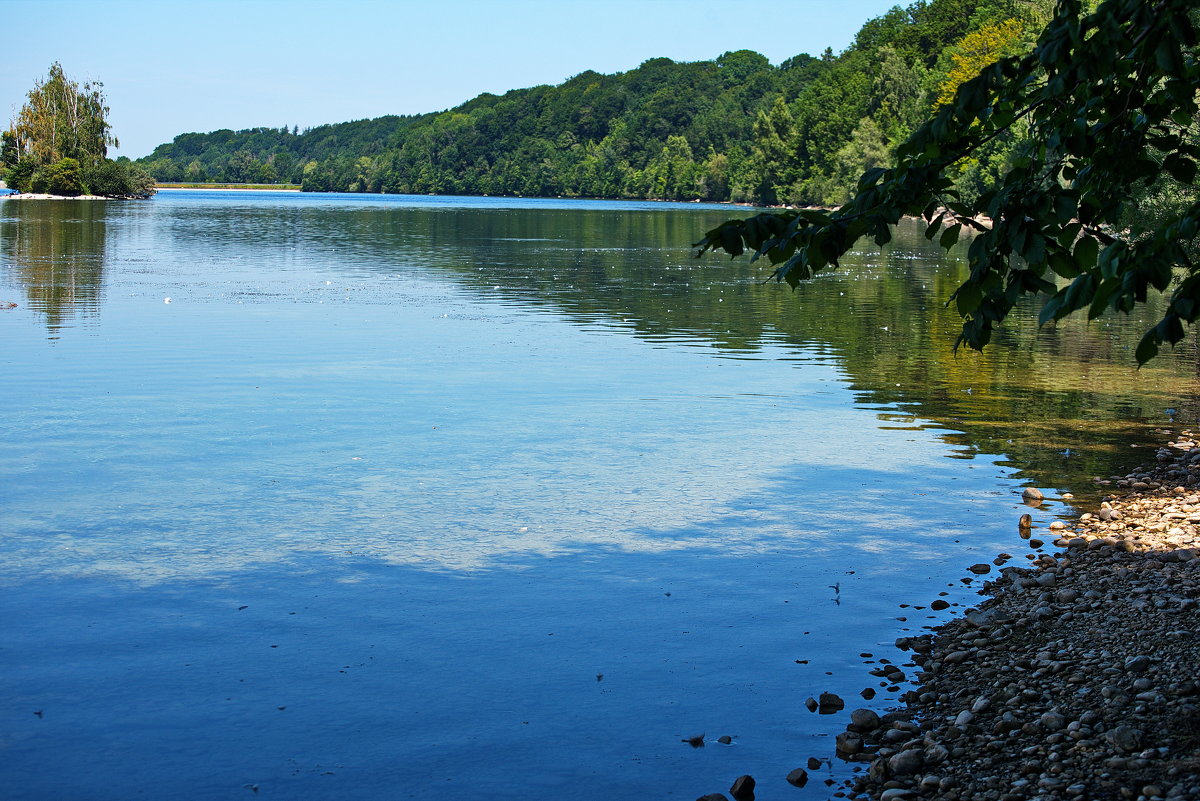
top-left (5, 0), bottom-right (904, 158)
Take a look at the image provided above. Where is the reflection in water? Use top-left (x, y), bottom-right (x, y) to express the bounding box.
top-left (0, 199), bottom-right (109, 337)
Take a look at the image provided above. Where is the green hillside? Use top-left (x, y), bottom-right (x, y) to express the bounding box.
top-left (138, 0), bottom-right (1046, 205)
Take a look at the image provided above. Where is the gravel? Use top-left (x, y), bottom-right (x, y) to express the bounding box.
top-left (838, 431), bottom-right (1200, 801)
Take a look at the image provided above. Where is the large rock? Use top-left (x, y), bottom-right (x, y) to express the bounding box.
top-left (818, 692), bottom-right (845, 714)
top-left (729, 775), bottom-right (755, 801)
top-left (835, 731), bottom-right (864, 756)
top-left (849, 708), bottom-right (881, 732)
top-left (888, 748), bottom-right (924, 776)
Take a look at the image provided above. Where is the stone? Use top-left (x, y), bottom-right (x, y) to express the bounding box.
top-left (1023, 487), bottom-right (1045, 504)
top-left (968, 563), bottom-right (992, 574)
top-left (804, 697), bottom-right (818, 713)
top-left (924, 743), bottom-right (950, 764)
top-left (1125, 655), bottom-right (1152, 673)
top-left (1107, 726), bottom-right (1144, 752)
top-left (818, 692), bottom-right (845, 714)
top-left (835, 731), bottom-right (864, 755)
top-left (717, 735), bottom-right (732, 744)
top-left (888, 749), bottom-right (923, 776)
top-left (954, 710), bottom-right (974, 728)
top-left (849, 708), bottom-right (881, 732)
top-left (1039, 711), bottom-right (1066, 731)
top-left (729, 775), bottom-right (755, 801)
top-left (696, 795), bottom-right (729, 801)
top-left (806, 757), bottom-right (821, 770)
top-left (880, 790), bottom-right (915, 801)
top-left (931, 599), bottom-right (951, 611)
top-left (785, 768), bottom-right (809, 788)
top-left (1019, 513), bottom-right (1033, 528)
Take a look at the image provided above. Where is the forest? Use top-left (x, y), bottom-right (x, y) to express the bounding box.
top-left (136, 0), bottom-right (1051, 205)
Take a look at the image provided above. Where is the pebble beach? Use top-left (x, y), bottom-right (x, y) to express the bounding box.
top-left (833, 431), bottom-right (1200, 801)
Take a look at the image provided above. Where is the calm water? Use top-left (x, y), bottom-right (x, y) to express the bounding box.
top-left (2, 191), bottom-right (1198, 800)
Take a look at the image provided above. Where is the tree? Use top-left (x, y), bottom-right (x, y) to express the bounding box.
top-left (4, 63), bottom-right (116, 170)
top-left (2, 62), bottom-right (152, 198)
top-left (30, 157), bottom-right (83, 195)
top-left (697, 0), bottom-right (1200, 364)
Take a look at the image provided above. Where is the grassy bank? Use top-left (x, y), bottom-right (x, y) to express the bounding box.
top-left (156, 182), bottom-right (300, 191)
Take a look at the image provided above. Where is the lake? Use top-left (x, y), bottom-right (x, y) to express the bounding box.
top-left (2, 191), bottom-right (1197, 800)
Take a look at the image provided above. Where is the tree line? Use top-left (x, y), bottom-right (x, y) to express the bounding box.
top-left (135, 0), bottom-right (1046, 205)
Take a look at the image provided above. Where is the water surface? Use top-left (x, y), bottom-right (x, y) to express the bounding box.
top-left (2, 192), bottom-right (1197, 800)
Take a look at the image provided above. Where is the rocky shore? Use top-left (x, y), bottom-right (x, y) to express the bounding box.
top-left (833, 431), bottom-right (1200, 801)
top-left (698, 431), bottom-right (1200, 801)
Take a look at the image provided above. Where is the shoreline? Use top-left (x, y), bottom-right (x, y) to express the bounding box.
top-left (698, 432), bottom-right (1200, 801)
top-left (1, 192), bottom-right (113, 200)
top-left (836, 431), bottom-right (1200, 801)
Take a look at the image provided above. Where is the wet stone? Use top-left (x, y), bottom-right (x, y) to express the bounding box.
top-left (785, 768), bottom-right (809, 788)
top-left (729, 775), bottom-right (755, 801)
top-left (818, 692), bottom-right (845, 714)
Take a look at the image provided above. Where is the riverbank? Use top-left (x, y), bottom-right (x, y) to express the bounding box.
top-left (832, 431), bottom-right (1200, 801)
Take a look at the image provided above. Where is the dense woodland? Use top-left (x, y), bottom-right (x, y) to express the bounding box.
top-left (138, 0), bottom-right (1053, 205)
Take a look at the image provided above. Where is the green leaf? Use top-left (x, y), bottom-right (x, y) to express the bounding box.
top-left (1136, 330), bottom-right (1160, 365)
top-left (1048, 251), bottom-right (1080, 279)
top-left (1163, 153), bottom-right (1197, 184)
top-left (1056, 222), bottom-right (1082, 249)
top-left (719, 226), bottom-right (743, 258)
top-left (939, 223), bottom-right (962, 250)
top-left (954, 281), bottom-right (983, 316)
top-left (925, 217), bottom-right (943, 240)
top-left (1073, 237), bottom-right (1099, 271)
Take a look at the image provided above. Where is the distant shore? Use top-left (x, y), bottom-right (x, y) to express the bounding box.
top-left (155, 183), bottom-right (301, 192)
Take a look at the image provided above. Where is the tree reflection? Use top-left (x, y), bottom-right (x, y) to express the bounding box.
top-left (1, 200), bottom-right (108, 337)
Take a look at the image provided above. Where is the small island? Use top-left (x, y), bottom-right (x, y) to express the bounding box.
top-left (1, 63), bottom-right (154, 199)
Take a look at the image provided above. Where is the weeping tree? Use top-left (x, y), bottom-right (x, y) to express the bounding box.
top-left (697, 0), bottom-right (1200, 364)
top-left (3, 63), bottom-right (152, 197)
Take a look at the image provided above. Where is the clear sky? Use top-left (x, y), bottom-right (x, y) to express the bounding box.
top-left (5, 0), bottom-right (905, 158)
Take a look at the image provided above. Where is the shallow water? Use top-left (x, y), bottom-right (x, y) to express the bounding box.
top-left (2, 192), bottom-right (1197, 800)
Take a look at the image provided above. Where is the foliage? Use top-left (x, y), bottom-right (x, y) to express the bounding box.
top-left (4, 63), bottom-right (116, 170)
top-left (935, 18), bottom-right (1025, 106)
top-left (697, 0), bottom-right (1200, 364)
top-left (5, 158), bottom-right (38, 193)
top-left (83, 159), bottom-right (156, 198)
top-left (30, 157), bottom-right (84, 196)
